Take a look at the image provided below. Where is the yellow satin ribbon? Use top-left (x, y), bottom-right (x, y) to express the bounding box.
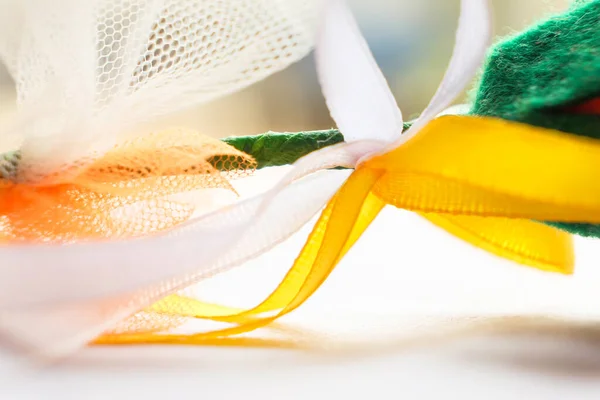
top-left (95, 295), bottom-right (327, 349)
top-left (98, 115), bottom-right (600, 346)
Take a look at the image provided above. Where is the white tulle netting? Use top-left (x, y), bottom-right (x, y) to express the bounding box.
top-left (0, 0), bottom-right (319, 178)
top-left (0, 0), bottom-right (347, 357)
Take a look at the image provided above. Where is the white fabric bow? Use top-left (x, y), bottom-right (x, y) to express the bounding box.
top-left (0, 0), bottom-right (491, 357)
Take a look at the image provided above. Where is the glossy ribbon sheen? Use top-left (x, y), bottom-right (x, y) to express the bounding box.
top-left (98, 113), bottom-right (600, 345)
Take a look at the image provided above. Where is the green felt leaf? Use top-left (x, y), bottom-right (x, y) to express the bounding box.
top-left (470, 0), bottom-right (600, 237)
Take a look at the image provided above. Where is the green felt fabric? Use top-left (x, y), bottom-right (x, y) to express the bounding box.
top-left (470, 0), bottom-right (600, 139)
top-left (222, 130), bottom-right (344, 169)
top-left (222, 123), bottom-right (412, 170)
top-left (469, 0), bottom-right (600, 237)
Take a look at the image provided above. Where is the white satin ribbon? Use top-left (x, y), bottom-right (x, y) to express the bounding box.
top-left (0, 0), bottom-right (492, 355)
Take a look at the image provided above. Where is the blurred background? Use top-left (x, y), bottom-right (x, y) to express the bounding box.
top-left (0, 0), bottom-right (569, 140)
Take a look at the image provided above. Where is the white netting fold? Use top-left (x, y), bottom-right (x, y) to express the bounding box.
top-left (0, 0), bottom-right (330, 355)
top-left (0, 0), bottom-right (319, 178)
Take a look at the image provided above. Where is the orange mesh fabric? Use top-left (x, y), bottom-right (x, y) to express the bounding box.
top-left (0, 129), bottom-right (256, 337)
top-left (0, 129), bottom-right (255, 242)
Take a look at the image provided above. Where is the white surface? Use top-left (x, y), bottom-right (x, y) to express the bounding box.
top-left (3, 198), bottom-right (600, 398)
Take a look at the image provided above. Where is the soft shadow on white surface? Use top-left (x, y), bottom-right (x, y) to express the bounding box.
top-left (4, 329), bottom-right (600, 400)
top-left (4, 187), bottom-right (600, 398)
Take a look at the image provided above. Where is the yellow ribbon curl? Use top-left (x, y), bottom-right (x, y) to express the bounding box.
top-left (98, 115), bottom-right (600, 346)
